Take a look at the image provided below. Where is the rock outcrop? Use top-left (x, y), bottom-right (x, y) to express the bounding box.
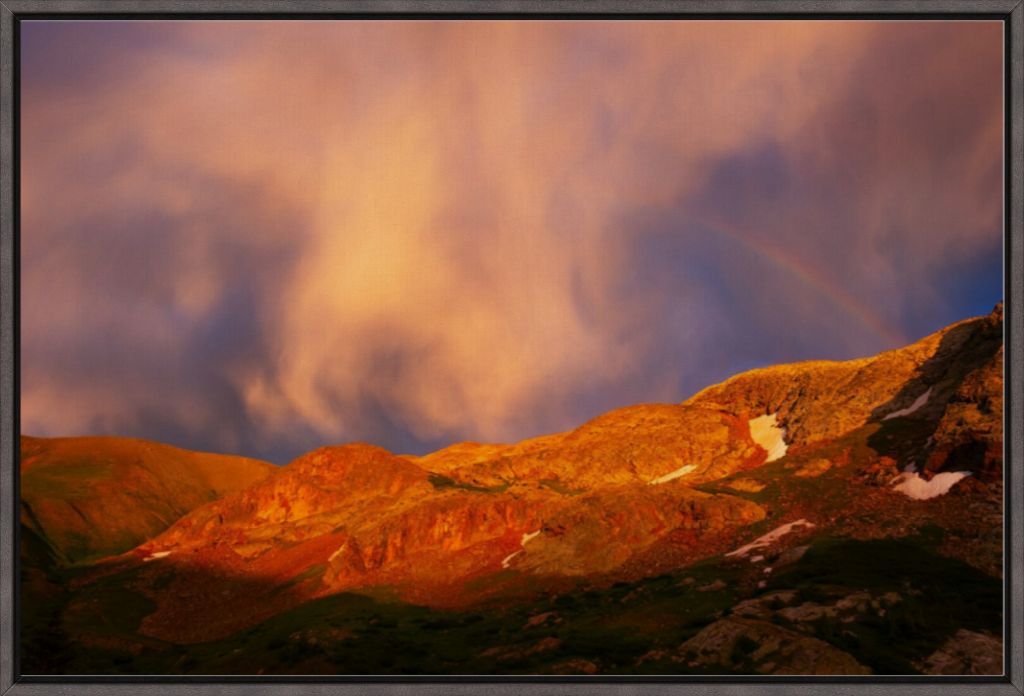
top-left (674, 617), bottom-right (872, 674)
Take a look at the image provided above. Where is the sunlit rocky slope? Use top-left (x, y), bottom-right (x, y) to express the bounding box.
top-left (21, 304), bottom-right (1004, 675)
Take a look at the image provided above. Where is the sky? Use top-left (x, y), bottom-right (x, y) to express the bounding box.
top-left (20, 20), bottom-right (1004, 463)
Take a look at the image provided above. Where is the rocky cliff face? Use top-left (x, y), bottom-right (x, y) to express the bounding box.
top-left (924, 307), bottom-right (1003, 481)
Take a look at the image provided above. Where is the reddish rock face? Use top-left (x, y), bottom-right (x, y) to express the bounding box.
top-left (127, 437), bottom-right (774, 641)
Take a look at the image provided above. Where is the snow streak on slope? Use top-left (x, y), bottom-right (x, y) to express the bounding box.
top-left (648, 464), bottom-right (697, 485)
top-left (884, 387), bottom-right (932, 420)
top-left (502, 529), bottom-right (542, 568)
top-left (726, 519), bottom-right (814, 558)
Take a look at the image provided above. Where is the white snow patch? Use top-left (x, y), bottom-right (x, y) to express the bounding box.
top-left (502, 530), bottom-right (542, 568)
top-left (143, 551), bottom-right (172, 562)
top-left (648, 463), bottom-right (697, 485)
top-left (750, 555), bottom-right (764, 564)
top-left (883, 388), bottom-right (932, 420)
top-left (726, 519), bottom-right (815, 558)
top-left (521, 530), bottom-right (541, 546)
top-left (501, 550), bottom-right (522, 569)
top-left (328, 544), bottom-right (347, 563)
top-left (763, 567), bottom-right (773, 574)
top-left (749, 413), bottom-right (788, 462)
top-left (891, 470), bottom-right (971, 500)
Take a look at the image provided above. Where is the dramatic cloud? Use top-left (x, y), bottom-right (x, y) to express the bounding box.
top-left (20, 20), bottom-right (1003, 462)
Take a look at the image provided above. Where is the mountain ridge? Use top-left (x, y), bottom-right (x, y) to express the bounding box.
top-left (20, 304), bottom-right (1004, 674)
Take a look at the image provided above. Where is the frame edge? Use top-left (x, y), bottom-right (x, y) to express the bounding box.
top-left (0, 0), bottom-right (1021, 16)
top-left (0, 0), bottom-right (16, 693)
top-left (1007, 0), bottom-right (1024, 690)
top-left (0, 2), bottom-right (1020, 695)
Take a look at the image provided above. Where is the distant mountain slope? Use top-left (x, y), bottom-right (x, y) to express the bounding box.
top-left (20, 436), bottom-right (276, 564)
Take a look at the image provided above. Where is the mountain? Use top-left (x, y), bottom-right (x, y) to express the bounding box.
top-left (20, 305), bottom-right (1003, 675)
top-left (20, 435), bottom-right (276, 565)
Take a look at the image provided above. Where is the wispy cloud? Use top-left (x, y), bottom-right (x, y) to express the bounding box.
top-left (20, 20), bottom-right (1003, 461)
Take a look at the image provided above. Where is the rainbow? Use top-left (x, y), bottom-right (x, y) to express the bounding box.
top-left (696, 216), bottom-right (908, 348)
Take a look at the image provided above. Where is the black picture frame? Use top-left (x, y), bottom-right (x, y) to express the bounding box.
top-left (1, 1), bottom-right (1021, 694)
